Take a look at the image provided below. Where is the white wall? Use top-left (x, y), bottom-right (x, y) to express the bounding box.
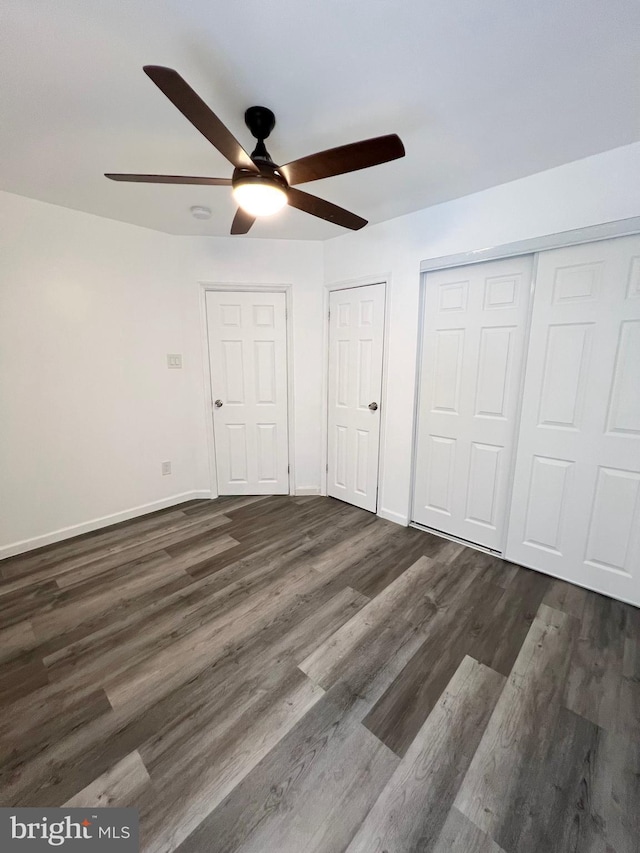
top-left (324, 142), bottom-right (640, 525)
top-left (0, 191), bottom-right (324, 555)
top-left (3, 142), bottom-right (640, 555)
top-left (0, 191), bottom-right (202, 555)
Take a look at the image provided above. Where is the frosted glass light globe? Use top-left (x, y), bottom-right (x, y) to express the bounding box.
top-left (232, 182), bottom-right (287, 217)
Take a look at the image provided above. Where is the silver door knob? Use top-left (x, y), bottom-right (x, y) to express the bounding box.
top-left (368, 402), bottom-right (378, 411)
top-left (214, 399), bottom-right (223, 408)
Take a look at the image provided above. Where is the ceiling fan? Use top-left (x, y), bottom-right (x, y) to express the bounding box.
top-left (105, 66), bottom-right (405, 235)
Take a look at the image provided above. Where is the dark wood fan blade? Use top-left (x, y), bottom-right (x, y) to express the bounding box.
top-left (231, 208), bottom-right (256, 235)
top-left (143, 66), bottom-right (257, 172)
top-left (280, 134), bottom-right (404, 186)
top-left (105, 174), bottom-right (232, 185)
top-left (287, 188), bottom-right (366, 230)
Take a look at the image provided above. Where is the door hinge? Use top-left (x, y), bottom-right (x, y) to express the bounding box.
top-left (288, 464), bottom-right (290, 473)
top-left (326, 463), bottom-right (329, 473)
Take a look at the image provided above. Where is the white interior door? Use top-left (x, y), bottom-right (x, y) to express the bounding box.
top-left (327, 283), bottom-right (385, 512)
top-left (506, 235), bottom-right (640, 605)
top-left (206, 290), bottom-right (289, 495)
top-left (412, 256), bottom-right (533, 550)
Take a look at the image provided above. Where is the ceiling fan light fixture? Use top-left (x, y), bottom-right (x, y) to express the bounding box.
top-left (232, 175), bottom-right (288, 217)
top-left (108, 68), bottom-right (404, 233)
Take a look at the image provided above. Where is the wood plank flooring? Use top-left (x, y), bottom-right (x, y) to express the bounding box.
top-left (1, 495), bottom-right (638, 852)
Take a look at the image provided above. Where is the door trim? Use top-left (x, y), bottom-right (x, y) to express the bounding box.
top-left (199, 282), bottom-right (295, 498)
top-left (419, 215), bottom-right (640, 273)
top-left (321, 275), bottom-right (391, 514)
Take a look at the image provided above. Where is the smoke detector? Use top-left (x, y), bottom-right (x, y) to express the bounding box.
top-left (190, 205), bottom-right (212, 220)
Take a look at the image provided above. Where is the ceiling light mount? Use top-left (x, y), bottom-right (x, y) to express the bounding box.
top-left (245, 106), bottom-right (276, 142)
top-left (244, 106), bottom-right (277, 164)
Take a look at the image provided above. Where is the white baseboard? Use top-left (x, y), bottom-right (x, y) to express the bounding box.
top-left (0, 490), bottom-right (214, 559)
top-left (294, 487), bottom-right (322, 496)
top-left (377, 507), bottom-right (409, 526)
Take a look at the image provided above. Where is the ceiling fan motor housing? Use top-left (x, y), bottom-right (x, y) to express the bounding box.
top-left (231, 165), bottom-right (288, 194)
top-left (234, 105), bottom-right (288, 193)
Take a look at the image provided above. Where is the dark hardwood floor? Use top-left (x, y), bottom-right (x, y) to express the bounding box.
top-left (1, 495), bottom-right (638, 852)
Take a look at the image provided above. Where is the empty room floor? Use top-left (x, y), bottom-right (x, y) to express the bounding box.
top-left (1, 495), bottom-right (638, 852)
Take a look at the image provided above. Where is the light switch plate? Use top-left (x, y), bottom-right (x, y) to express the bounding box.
top-left (167, 354), bottom-right (182, 369)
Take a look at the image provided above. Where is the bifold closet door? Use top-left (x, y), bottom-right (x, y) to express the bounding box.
top-left (506, 234), bottom-right (640, 605)
top-left (412, 256), bottom-right (533, 550)
top-left (206, 290), bottom-right (289, 496)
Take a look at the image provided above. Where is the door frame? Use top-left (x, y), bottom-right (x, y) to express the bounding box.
top-left (199, 282), bottom-right (295, 498)
top-left (321, 275), bottom-right (391, 514)
top-left (409, 214), bottom-right (640, 552)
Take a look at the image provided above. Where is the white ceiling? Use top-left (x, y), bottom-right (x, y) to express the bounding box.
top-left (2, 0), bottom-right (639, 240)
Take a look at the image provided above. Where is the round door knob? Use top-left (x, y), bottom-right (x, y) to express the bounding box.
top-left (214, 399), bottom-right (223, 408)
top-left (368, 402), bottom-right (378, 411)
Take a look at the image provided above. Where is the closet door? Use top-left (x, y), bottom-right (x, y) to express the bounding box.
top-left (327, 283), bottom-right (385, 512)
top-left (506, 234), bottom-right (640, 605)
top-left (412, 256), bottom-right (533, 550)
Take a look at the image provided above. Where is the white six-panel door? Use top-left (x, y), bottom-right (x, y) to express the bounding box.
top-left (506, 235), bottom-right (640, 605)
top-left (327, 283), bottom-right (385, 512)
top-left (412, 256), bottom-right (533, 550)
top-left (206, 290), bottom-right (289, 495)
